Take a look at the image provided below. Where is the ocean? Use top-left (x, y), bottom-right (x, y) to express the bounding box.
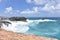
top-left (1, 17), bottom-right (60, 40)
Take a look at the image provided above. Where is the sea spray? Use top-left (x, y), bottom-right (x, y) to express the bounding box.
top-left (1, 19), bottom-right (60, 39)
top-left (1, 19), bottom-right (56, 33)
top-left (1, 21), bottom-right (29, 33)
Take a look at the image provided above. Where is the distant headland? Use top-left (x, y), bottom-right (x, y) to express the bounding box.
top-left (0, 16), bottom-right (27, 21)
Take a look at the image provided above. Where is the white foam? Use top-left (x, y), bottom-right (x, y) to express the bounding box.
top-left (27, 19), bottom-right (56, 22)
top-left (2, 21), bottom-right (29, 33)
top-left (1, 19), bottom-right (56, 33)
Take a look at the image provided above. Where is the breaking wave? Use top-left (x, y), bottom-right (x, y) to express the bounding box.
top-left (2, 21), bottom-right (29, 33)
top-left (1, 19), bottom-right (60, 39)
top-left (1, 19), bottom-right (56, 33)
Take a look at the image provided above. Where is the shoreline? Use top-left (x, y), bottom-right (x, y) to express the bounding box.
top-left (0, 29), bottom-right (58, 40)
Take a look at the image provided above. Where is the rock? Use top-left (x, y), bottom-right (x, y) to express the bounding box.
top-left (0, 21), bottom-right (11, 28)
top-left (1, 21), bottom-right (11, 24)
top-left (9, 17), bottom-right (27, 21)
top-left (0, 16), bottom-right (27, 21)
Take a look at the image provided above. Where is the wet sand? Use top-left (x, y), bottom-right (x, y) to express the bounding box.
top-left (0, 29), bottom-right (58, 40)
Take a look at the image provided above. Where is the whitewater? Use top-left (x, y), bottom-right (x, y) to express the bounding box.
top-left (1, 19), bottom-right (60, 40)
top-left (1, 19), bottom-right (56, 33)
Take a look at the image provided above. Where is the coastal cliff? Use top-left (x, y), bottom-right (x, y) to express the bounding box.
top-left (0, 29), bottom-right (57, 40)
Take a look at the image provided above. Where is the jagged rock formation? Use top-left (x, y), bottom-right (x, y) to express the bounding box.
top-left (9, 17), bottom-right (27, 21)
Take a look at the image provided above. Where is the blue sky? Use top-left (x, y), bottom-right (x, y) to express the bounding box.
top-left (0, 0), bottom-right (60, 17)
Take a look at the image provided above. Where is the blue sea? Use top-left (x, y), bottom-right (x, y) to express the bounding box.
top-left (2, 17), bottom-right (60, 40)
top-left (26, 17), bottom-right (60, 40)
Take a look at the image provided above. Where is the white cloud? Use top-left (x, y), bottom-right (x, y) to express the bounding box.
top-left (33, 7), bottom-right (39, 12)
top-left (26, 0), bottom-right (56, 5)
top-left (4, 6), bottom-right (40, 14)
top-left (42, 4), bottom-right (55, 11)
top-left (42, 3), bottom-right (60, 13)
top-left (33, 0), bottom-right (48, 5)
top-left (26, 0), bottom-right (60, 13)
top-left (20, 7), bottom-right (39, 14)
top-left (20, 4), bottom-right (60, 14)
top-left (26, 0), bottom-right (60, 5)
top-left (4, 0), bottom-right (60, 15)
top-left (4, 7), bottom-right (21, 14)
top-left (5, 7), bottom-right (13, 13)
top-left (21, 9), bottom-right (34, 14)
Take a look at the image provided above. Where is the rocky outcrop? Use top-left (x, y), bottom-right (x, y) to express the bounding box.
top-left (0, 21), bottom-right (11, 28)
top-left (0, 21), bottom-right (11, 24)
top-left (0, 16), bottom-right (27, 21)
top-left (9, 17), bottom-right (27, 21)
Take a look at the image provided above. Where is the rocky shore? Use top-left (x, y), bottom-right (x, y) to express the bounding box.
top-left (0, 16), bottom-right (27, 28)
top-left (0, 29), bottom-right (57, 40)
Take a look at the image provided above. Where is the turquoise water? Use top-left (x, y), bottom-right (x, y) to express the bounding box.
top-left (24, 18), bottom-right (60, 40)
top-left (2, 17), bottom-right (60, 40)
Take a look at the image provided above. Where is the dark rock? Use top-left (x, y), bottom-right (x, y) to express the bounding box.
top-left (0, 21), bottom-right (11, 28)
top-left (9, 17), bottom-right (27, 21)
top-left (1, 21), bottom-right (11, 24)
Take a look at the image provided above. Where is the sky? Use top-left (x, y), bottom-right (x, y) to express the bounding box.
top-left (0, 0), bottom-right (60, 17)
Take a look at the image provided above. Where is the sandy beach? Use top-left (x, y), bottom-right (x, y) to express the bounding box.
top-left (0, 29), bottom-right (57, 40)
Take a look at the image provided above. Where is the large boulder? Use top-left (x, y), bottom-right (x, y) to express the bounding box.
top-left (9, 17), bottom-right (27, 21)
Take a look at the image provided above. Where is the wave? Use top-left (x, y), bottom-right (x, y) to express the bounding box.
top-left (27, 19), bottom-right (56, 22)
top-left (1, 21), bottom-right (29, 33)
top-left (1, 19), bottom-right (60, 39)
top-left (1, 19), bottom-right (56, 33)
top-left (26, 19), bottom-right (56, 25)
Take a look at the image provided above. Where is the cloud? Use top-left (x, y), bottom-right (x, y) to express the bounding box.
top-left (25, 0), bottom-right (51, 5)
top-left (42, 4), bottom-right (55, 12)
top-left (4, 0), bottom-right (60, 15)
top-left (42, 4), bottom-right (60, 13)
top-left (5, 7), bottom-right (13, 13)
top-left (32, 0), bottom-right (48, 5)
top-left (20, 7), bottom-right (39, 14)
top-left (20, 9), bottom-right (35, 14)
top-left (4, 6), bottom-right (40, 14)
top-left (4, 7), bottom-right (20, 14)
top-left (26, 0), bottom-right (60, 13)
top-left (26, 0), bottom-right (60, 5)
